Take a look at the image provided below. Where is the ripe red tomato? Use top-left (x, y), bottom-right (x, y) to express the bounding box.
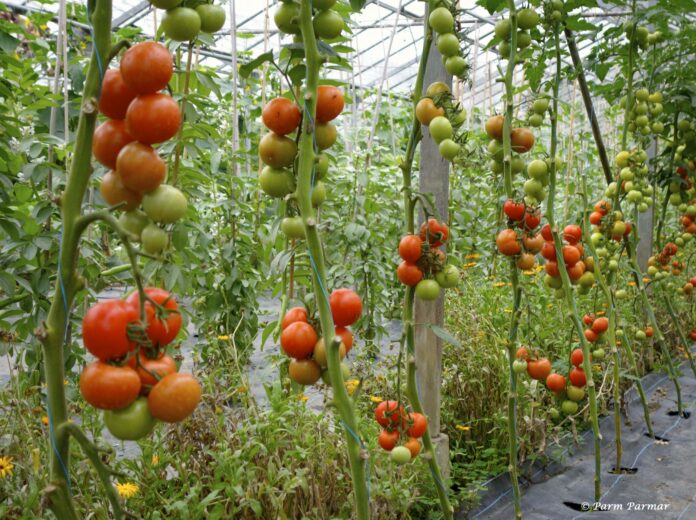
top-left (515, 346), bottom-right (529, 359)
top-left (503, 200), bottom-right (525, 221)
top-left (419, 218), bottom-right (449, 246)
top-left (125, 93), bottom-right (181, 144)
top-left (527, 358), bottom-right (551, 380)
top-left (288, 359), bottom-right (322, 385)
top-left (592, 317), bottom-right (609, 334)
top-left (406, 412), bottom-right (428, 438)
top-left (571, 348), bottom-right (583, 367)
top-left (83, 300), bottom-right (138, 360)
top-left (563, 225), bottom-right (582, 244)
top-left (540, 223), bottom-right (553, 241)
top-left (562, 245), bottom-right (581, 266)
top-left (127, 352), bottom-right (177, 387)
top-left (690, 331), bottom-right (696, 341)
top-left (316, 85), bottom-right (344, 123)
top-left (546, 373), bottom-right (566, 393)
top-left (262, 97), bottom-right (301, 136)
top-left (584, 328), bottom-right (598, 343)
top-left (485, 114), bottom-right (504, 140)
top-left (397, 261), bottom-right (424, 286)
top-left (544, 261), bottom-right (560, 277)
top-left (569, 367), bottom-right (587, 387)
top-left (100, 170), bottom-right (142, 211)
top-left (496, 228), bottom-right (521, 256)
top-left (524, 208), bottom-right (541, 230)
top-left (399, 234), bottom-right (423, 262)
top-left (523, 233), bottom-right (544, 253)
top-left (541, 241), bottom-right (557, 261)
top-left (127, 288), bottom-right (182, 347)
top-left (378, 429), bottom-right (400, 451)
top-left (119, 41), bottom-right (173, 95)
top-left (335, 326), bottom-right (354, 352)
top-left (147, 372), bottom-right (201, 423)
top-left (98, 69), bottom-right (136, 119)
top-left (404, 437), bottom-right (422, 458)
top-left (280, 321), bottom-right (318, 359)
top-left (645, 326), bottom-right (654, 338)
top-left (329, 288), bottom-right (362, 327)
top-left (582, 314), bottom-right (595, 325)
top-left (375, 400), bottom-right (404, 427)
top-left (92, 120), bottom-right (134, 169)
top-left (80, 362), bottom-right (141, 410)
top-left (594, 200), bottom-right (610, 215)
top-left (567, 261), bottom-right (585, 281)
top-left (281, 307), bottom-right (308, 330)
top-left (516, 253), bottom-right (535, 270)
top-left (116, 142), bottom-right (165, 193)
top-left (664, 243), bottom-right (678, 256)
top-left (510, 127), bottom-right (535, 153)
top-left (589, 212), bottom-right (603, 225)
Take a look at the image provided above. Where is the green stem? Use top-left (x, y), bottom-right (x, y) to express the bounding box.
top-left (502, 2), bottom-right (522, 517)
top-left (548, 25), bottom-right (602, 501)
top-left (170, 44), bottom-right (194, 186)
top-left (399, 6), bottom-right (452, 515)
top-left (38, 1), bottom-right (112, 515)
top-left (297, 3), bottom-right (368, 518)
top-left (655, 110), bottom-right (680, 250)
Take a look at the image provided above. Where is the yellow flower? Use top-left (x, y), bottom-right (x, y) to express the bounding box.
top-left (593, 364), bottom-right (602, 372)
top-left (64, 379), bottom-right (68, 385)
top-left (236, 385), bottom-right (248, 394)
top-left (494, 282), bottom-right (506, 288)
top-left (369, 396), bottom-right (383, 403)
top-left (345, 379), bottom-right (360, 395)
top-left (547, 304), bottom-right (554, 309)
top-left (41, 416), bottom-right (49, 426)
top-left (218, 335), bottom-right (230, 341)
top-left (522, 270), bottom-right (535, 276)
top-left (115, 482), bottom-right (139, 499)
top-left (465, 253), bottom-right (480, 259)
top-left (628, 281), bottom-right (636, 287)
top-left (455, 425), bottom-right (470, 432)
top-left (535, 264), bottom-right (544, 271)
top-left (297, 394), bottom-right (308, 402)
top-left (504, 309), bottom-right (512, 313)
top-left (151, 454), bottom-right (159, 466)
top-left (642, 277), bottom-right (650, 283)
top-left (0, 456), bottom-right (14, 478)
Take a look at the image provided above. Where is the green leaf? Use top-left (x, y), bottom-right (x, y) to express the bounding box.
top-left (565, 16), bottom-right (598, 32)
top-left (350, 0), bottom-right (368, 11)
top-left (0, 32), bottom-right (19, 53)
top-left (14, 183), bottom-right (32, 203)
top-left (239, 51), bottom-right (274, 79)
top-left (429, 325), bottom-right (461, 348)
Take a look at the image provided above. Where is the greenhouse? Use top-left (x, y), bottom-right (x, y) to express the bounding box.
top-left (1, 0), bottom-right (695, 518)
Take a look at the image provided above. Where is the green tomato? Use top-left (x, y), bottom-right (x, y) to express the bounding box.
top-left (516, 31), bottom-right (532, 49)
top-left (313, 0), bottom-right (336, 9)
top-left (274, 2), bottom-right (300, 34)
top-left (321, 362), bottom-right (350, 385)
top-left (313, 9), bottom-right (343, 39)
top-left (619, 167), bottom-right (634, 181)
top-left (498, 41), bottom-right (511, 57)
top-left (544, 274), bottom-right (562, 289)
top-left (143, 185), bottom-right (188, 224)
top-left (445, 56), bottom-right (468, 76)
top-left (415, 279), bottom-right (441, 301)
top-left (529, 113), bottom-right (543, 127)
top-left (523, 179), bottom-right (543, 198)
top-left (312, 181), bottom-right (327, 207)
top-left (141, 224), bottom-right (168, 255)
top-left (438, 139), bottom-right (460, 160)
top-left (104, 398), bottom-right (157, 441)
top-left (592, 348), bottom-right (605, 361)
top-left (436, 33), bottom-right (460, 57)
top-left (566, 385), bottom-right (585, 402)
top-left (429, 7), bottom-right (454, 34)
top-left (162, 7), bottom-right (201, 42)
top-left (561, 400), bottom-right (579, 415)
top-left (119, 210), bottom-right (149, 241)
top-left (281, 217), bottom-right (305, 240)
top-left (650, 103), bottom-right (663, 116)
top-left (517, 8), bottom-right (540, 30)
top-left (635, 330), bottom-right (647, 340)
top-left (429, 116), bottom-right (453, 143)
top-left (635, 88), bottom-right (649, 101)
top-left (648, 92), bottom-right (663, 103)
top-left (549, 407), bottom-right (560, 420)
top-left (532, 98), bottom-right (549, 114)
top-left (490, 160), bottom-right (503, 174)
top-left (495, 18), bottom-right (511, 39)
top-left (315, 123), bottom-right (337, 150)
top-left (527, 159), bottom-right (548, 179)
top-left (578, 272), bottom-right (595, 288)
top-left (196, 4), bottom-right (226, 33)
top-left (259, 166), bottom-right (295, 198)
top-left (511, 156), bottom-right (525, 174)
top-left (315, 153), bottom-right (329, 180)
top-left (391, 446), bottom-right (412, 465)
top-left (512, 359), bottom-right (527, 374)
top-left (488, 139), bottom-right (504, 161)
top-left (435, 264), bottom-right (460, 288)
top-left (150, 0), bottom-right (182, 8)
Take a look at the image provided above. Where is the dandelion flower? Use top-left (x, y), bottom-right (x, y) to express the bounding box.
top-left (0, 456), bottom-right (14, 478)
top-left (369, 396), bottom-right (383, 403)
top-left (218, 335), bottom-right (230, 341)
top-left (297, 394), bottom-right (308, 402)
top-left (115, 482), bottom-right (139, 499)
top-left (151, 454), bottom-right (159, 466)
top-left (41, 416), bottom-right (49, 426)
top-left (455, 425), bottom-right (470, 432)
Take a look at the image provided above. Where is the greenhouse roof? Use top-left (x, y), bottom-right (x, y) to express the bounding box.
top-left (7, 0), bottom-right (696, 109)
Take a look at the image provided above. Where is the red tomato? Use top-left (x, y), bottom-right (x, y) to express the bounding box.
top-left (496, 228), bottom-right (521, 256)
top-left (503, 200), bottom-right (525, 221)
top-left (592, 317), bottom-right (609, 334)
top-left (83, 300), bottom-right (138, 360)
top-left (524, 208), bottom-right (541, 230)
top-left (281, 307), bottom-right (308, 330)
top-left (544, 261), bottom-right (560, 277)
top-left (516, 346), bottom-right (529, 359)
top-left (125, 93), bottom-right (181, 145)
top-left (645, 326), bottom-right (654, 338)
top-left (510, 127), bottom-right (535, 153)
top-left (589, 212), bottom-right (603, 225)
top-left (541, 241), bottom-right (557, 261)
top-left (335, 326), bottom-right (353, 352)
top-left (563, 225), bottom-right (582, 244)
top-left (280, 321), bottom-right (317, 359)
top-left (397, 261), bottom-right (424, 286)
top-left (419, 218), bottom-right (449, 247)
top-left (571, 348), bottom-right (583, 367)
top-left (92, 120), bottom-right (135, 169)
top-left (594, 200), bottom-right (610, 215)
top-left (406, 412), bottom-right (428, 438)
top-left (80, 362), bottom-right (141, 410)
top-left (546, 373), bottom-right (566, 393)
top-left (147, 372), bottom-right (201, 423)
top-left (569, 367), bottom-right (587, 387)
top-left (316, 85), bottom-right (344, 123)
top-left (127, 352), bottom-right (177, 387)
top-left (100, 170), bottom-right (143, 211)
top-left (120, 41), bottom-right (173, 95)
top-left (404, 437), bottom-right (422, 458)
top-left (567, 261), bottom-right (585, 281)
top-left (375, 400), bottom-right (403, 427)
top-left (582, 314), bottom-right (595, 325)
top-left (116, 142), bottom-right (166, 193)
top-left (127, 288), bottom-right (182, 347)
top-left (540, 223), bottom-right (553, 241)
top-left (527, 358), bottom-right (551, 380)
top-left (378, 429), bottom-right (400, 451)
top-left (562, 245), bottom-right (581, 266)
top-left (262, 97), bottom-right (301, 135)
top-left (584, 328), bottom-right (598, 343)
top-left (98, 69), bottom-right (136, 119)
top-left (329, 288), bottom-right (362, 327)
top-left (398, 234), bottom-right (423, 262)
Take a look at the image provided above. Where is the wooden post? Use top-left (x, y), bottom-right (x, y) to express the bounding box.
top-left (415, 40), bottom-right (451, 480)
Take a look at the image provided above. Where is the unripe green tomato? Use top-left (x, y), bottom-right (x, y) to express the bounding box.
top-left (104, 398), bottom-right (157, 441)
top-left (511, 156), bottom-right (525, 174)
top-left (627, 190), bottom-right (643, 203)
top-left (562, 400), bottom-right (579, 414)
top-left (313, 0), bottom-right (337, 9)
top-left (517, 8), bottom-right (540, 30)
top-left (675, 237), bottom-right (685, 247)
top-left (429, 116), bottom-right (453, 143)
top-left (281, 216), bottom-right (305, 239)
top-left (634, 102), bottom-right (648, 115)
top-left (196, 4), bottom-right (226, 33)
top-left (119, 210), bottom-right (149, 240)
top-left (162, 7), bottom-right (201, 42)
top-left (274, 2), bottom-right (300, 34)
top-left (638, 203), bottom-right (649, 213)
top-left (490, 160), bottom-right (503, 174)
top-left (315, 153), bottom-right (329, 180)
top-left (616, 329), bottom-right (624, 337)
top-left (635, 330), bottom-right (647, 340)
top-left (648, 92), bottom-right (663, 103)
top-left (311, 181), bottom-right (327, 207)
top-left (635, 115), bottom-right (649, 127)
top-left (529, 113), bottom-right (544, 127)
top-left (577, 284), bottom-right (590, 295)
top-left (151, 0), bottom-right (182, 8)
top-left (498, 41), bottom-right (511, 57)
top-left (259, 166), bottom-right (295, 198)
top-left (650, 103), bottom-right (663, 116)
top-left (523, 179), bottom-right (543, 197)
top-left (494, 18), bottom-right (511, 40)
top-left (391, 446), bottom-right (412, 465)
top-left (549, 407), bottom-right (560, 420)
top-left (623, 181), bottom-right (635, 192)
top-left (684, 232), bottom-right (694, 243)
top-left (652, 121), bottom-right (664, 133)
top-left (416, 279), bottom-right (441, 301)
top-left (313, 9), bottom-right (344, 39)
top-left (512, 359), bottom-right (527, 374)
top-left (436, 33), bottom-right (460, 57)
top-left (516, 31), bottom-right (532, 49)
top-left (687, 206), bottom-right (696, 217)
top-left (435, 264), bottom-right (460, 288)
top-left (321, 362), bottom-right (350, 384)
top-left (429, 7), bottom-right (455, 34)
top-left (596, 247), bottom-right (608, 258)
top-left (143, 185), bottom-right (188, 224)
top-left (141, 223), bottom-right (168, 254)
top-left (635, 88), bottom-right (649, 102)
top-left (612, 221), bottom-right (626, 236)
top-left (439, 139), bottom-right (460, 160)
top-left (608, 260), bottom-right (619, 271)
top-left (578, 272), bottom-right (595, 288)
top-left (670, 193), bottom-right (684, 206)
top-left (550, 10), bottom-right (562, 22)
top-left (527, 159), bottom-right (548, 179)
top-left (615, 151), bottom-right (630, 168)
top-left (619, 167), bottom-right (634, 181)
top-left (532, 98), bottom-right (549, 114)
top-left (445, 56), bottom-right (468, 76)
top-left (566, 385), bottom-right (585, 402)
top-left (590, 232), bottom-right (605, 247)
top-left (545, 274), bottom-right (562, 289)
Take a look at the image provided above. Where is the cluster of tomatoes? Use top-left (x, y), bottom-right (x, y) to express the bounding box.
top-left (623, 88), bottom-right (664, 136)
top-left (526, 96), bottom-right (549, 128)
top-left (606, 148), bottom-right (653, 213)
top-left (541, 1), bottom-right (564, 29)
top-left (415, 82), bottom-right (466, 162)
top-left (152, 0), bottom-right (226, 42)
top-left (623, 21), bottom-right (662, 50)
top-left (274, 0), bottom-right (344, 40)
top-left (374, 401), bottom-right (428, 465)
top-left (428, 6), bottom-right (468, 78)
top-left (647, 242), bottom-right (682, 282)
top-left (485, 116), bottom-right (537, 193)
top-left (279, 289), bottom-right (361, 386)
top-left (258, 85), bottom-right (343, 211)
top-left (79, 288), bottom-right (201, 441)
top-left (540, 224), bottom-right (596, 294)
top-left (581, 314), bottom-right (608, 360)
top-left (494, 7), bottom-right (539, 59)
top-left (680, 275), bottom-right (696, 296)
top-left (397, 218), bottom-right (459, 300)
top-left (496, 199), bottom-right (543, 270)
top-left (94, 42), bottom-right (188, 255)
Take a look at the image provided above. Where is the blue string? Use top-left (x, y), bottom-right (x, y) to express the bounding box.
top-left (341, 419), bottom-right (371, 502)
top-left (86, 1), bottom-right (105, 96)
